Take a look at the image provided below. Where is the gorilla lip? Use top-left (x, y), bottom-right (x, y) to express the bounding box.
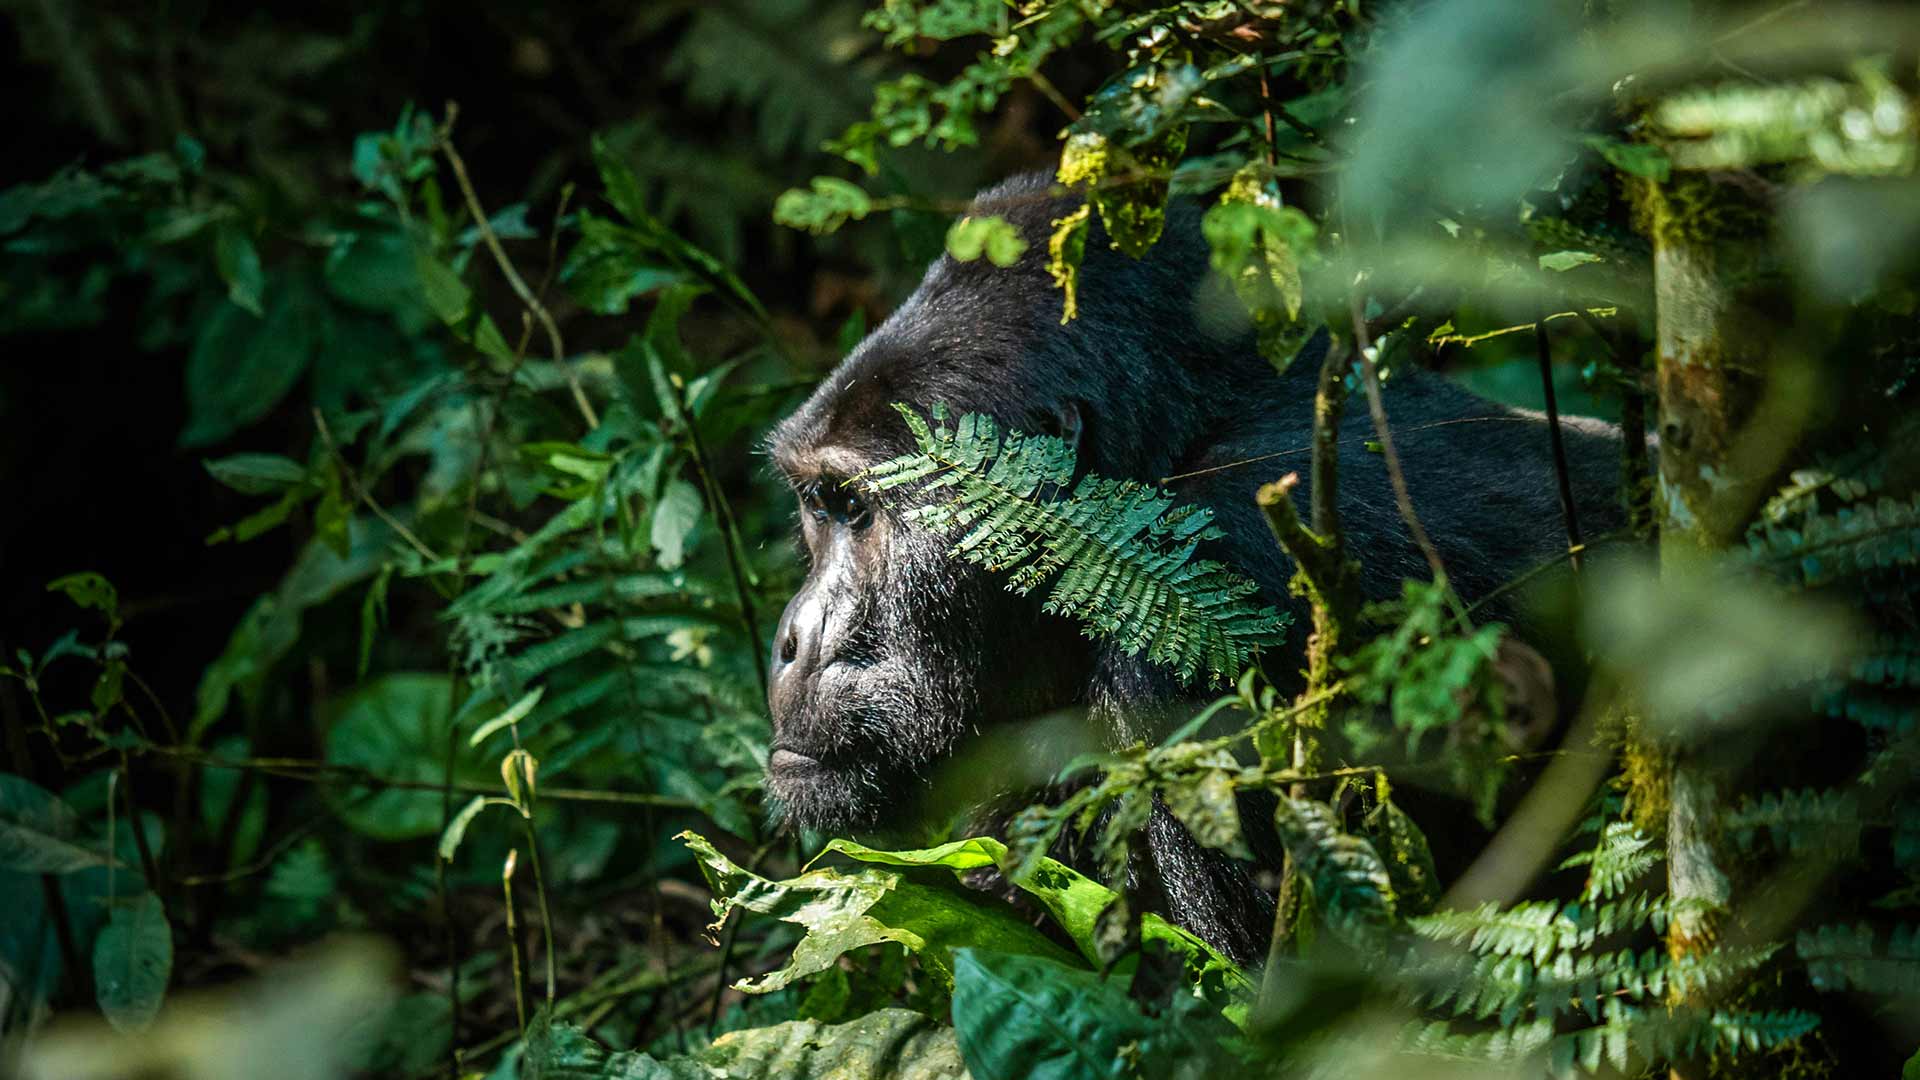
top-left (768, 747), bottom-right (824, 775)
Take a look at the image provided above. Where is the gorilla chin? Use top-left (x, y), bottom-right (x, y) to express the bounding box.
top-left (763, 741), bottom-right (910, 836)
top-left (762, 664), bottom-right (959, 835)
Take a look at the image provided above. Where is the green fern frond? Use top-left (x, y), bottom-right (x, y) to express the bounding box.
top-left (1817, 685), bottom-right (1920, 734)
top-left (1409, 894), bottom-right (1673, 965)
top-left (1559, 821), bottom-right (1662, 901)
top-left (1404, 1002), bottom-right (1816, 1073)
top-left (1421, 943), bottom-right (1778, 1027)
top-left (1400, 1016), bottom-right (1554, 1065)
top-left (1525, 214), bottom-right (1650, 266)
top-left (1743, 493), bottom-right (1920, 587)
top-left (1722, 787), bottom-right (1864, 857)
top-left (1797, 923), bottom-right (1920, 995)
top-left (1548, 1002), bottom-right (1820, 1074)
top-left (1850, 635), bottom-right (1920, 689)
top-left (860, 404), bottom-right (1289, 683)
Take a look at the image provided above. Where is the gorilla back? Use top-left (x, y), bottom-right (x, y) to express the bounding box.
top-left (764, 173), bottom-right (1621, 961)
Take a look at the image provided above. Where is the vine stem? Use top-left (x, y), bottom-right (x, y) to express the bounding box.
top-left (1255, 339), bottom-right (1360, 1009)
top-left (663, 375), bottom-right (770, 702)
top-left (312, 408), bottom-right (440, 562)
top-left (1533, 314), bottom-right (1585, 571)
top-left (503, 848), bottom-right (528, 1034)
top-left (436, 103), bottom-right (599, 432)
top-left (148, 745), bottom-right (697, 807)
top-left (1349, 291), bottom-right (1451, 589)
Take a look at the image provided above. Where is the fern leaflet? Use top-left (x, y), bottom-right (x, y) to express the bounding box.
top-left (859, 403), bottom-right (1288, 683)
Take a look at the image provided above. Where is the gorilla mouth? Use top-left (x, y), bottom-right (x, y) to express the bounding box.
top-left (768, 746), bottom-right (824, 776)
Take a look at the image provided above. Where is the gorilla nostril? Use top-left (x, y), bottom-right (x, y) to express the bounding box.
top-left (780, 629), bottom-right (798, 664)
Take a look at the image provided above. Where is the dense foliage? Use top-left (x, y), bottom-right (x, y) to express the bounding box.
top-left (4, 1), bottom-right (1920, 1078)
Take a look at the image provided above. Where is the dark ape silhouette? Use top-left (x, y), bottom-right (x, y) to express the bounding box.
top-left (764, 173), bottom-right (1621, 961)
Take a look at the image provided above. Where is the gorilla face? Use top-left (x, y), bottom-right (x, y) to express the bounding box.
top-left (760, 363), bottom-right (1098, 834)
top-left (759, 171), bottom-right (1208, 836)
top-left (764, 406), bottom-right (1089, 835)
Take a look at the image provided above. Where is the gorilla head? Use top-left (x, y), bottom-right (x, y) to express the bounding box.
top-left (761, 175), bottom-right (1255, 834)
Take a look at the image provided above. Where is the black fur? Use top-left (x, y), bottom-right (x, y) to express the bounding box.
top-left (765, 173), bottom-right (1622, 962)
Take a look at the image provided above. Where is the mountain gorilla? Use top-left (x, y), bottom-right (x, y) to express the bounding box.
top-left (764, 173), bottom-right (1622, 961)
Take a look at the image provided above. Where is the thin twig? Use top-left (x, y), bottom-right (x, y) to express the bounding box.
top-left (313, 408), bottom-right (440, 562)
top-left (439, 681), bottom-right (464, 1080)
top-left (436, 104), bottom-right (600, 431)
top-left (1534, 315), bottom-right (1585, 571)
top-left (1463, 532), bottom-right (1627, 619)
top-left (503, 849), bottom-right (529, 1033)
top-left (148, 746), bottom-right (699, 808)
top-left (1258, 67), bottom-right (1280, 168)
top-left (1573, 305), bottom-right (1654, 537)
top-left (1348, 291), bottom-right (1457, 598)
top-left (664, 377), bottom-right (770, 702)
top-left (425, 955), bottom-right (724, 1075)
top-left (1160, 415), bottom-right (1543, 484)
top-left (1028, 68), bottom-right (1082, 122)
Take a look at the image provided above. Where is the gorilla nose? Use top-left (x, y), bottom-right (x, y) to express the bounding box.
top-left (771, 586), bottom-right (826, 692)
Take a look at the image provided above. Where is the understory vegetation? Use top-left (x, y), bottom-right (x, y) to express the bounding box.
top-left (3, 1), bottom-right (1920, 1077)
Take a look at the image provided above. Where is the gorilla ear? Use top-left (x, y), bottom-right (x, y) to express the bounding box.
top-left (1034, 399), bottom-right (1084, 455)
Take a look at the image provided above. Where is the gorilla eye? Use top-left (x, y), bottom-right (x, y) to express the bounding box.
top-left (842, 489), bottom-right (871, 529)
top-left (800, 478), bottom-right (872, 529)
top-left (802, 482), bottom-right (830, 522)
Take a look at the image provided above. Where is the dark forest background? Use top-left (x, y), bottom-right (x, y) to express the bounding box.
top-left (5, 2), bottom-right (1918, 1079)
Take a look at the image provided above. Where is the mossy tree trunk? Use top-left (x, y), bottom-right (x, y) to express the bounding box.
top-left (1639, 173), bottom-right (1788, 1078)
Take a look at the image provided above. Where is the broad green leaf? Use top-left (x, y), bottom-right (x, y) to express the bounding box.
top-left (524, 1007), bottom-right (964, 1080)
top-left (437, 794), bottom-right (514, 862)
top-left (205, 486), bottom-right (308, 545)
top-left (46, 572), bottom-right (118, 620)
top-left (1539, 249), bottom-right (1603, 272)
top-left (1367, 791), bottom-right (1440, 916)
top-left (946, 215), bottom-right (1027, 267)
top-left (323, 227), bottom-right (434, 330)
top-left (679, 831), bottom-right (1080, 994)
top-left (1584, 134), bottom-right (1671, 181)
top-left (1159, 757), bottom-right (1251, 860)
top-left (25, 938), bottom-right (397, 1080)
top-left (773, 177), bottom-right (873, 236)
top-left (414, 251), bottom-right (471, 325)
top-left (0, 773), bottom-right (116, 874)
top-left (1202, 166), bottom-right (1316, 372)
top-left (826, 837), bottom-right (1252, 1010)
top-left (1273, 798), bottom-right (1395, 938)
top-left (588, 136), bottom-right (766, 319)
top-left (193, 523), bottom-right (392, 743)
top-left (203, 453), bottom-right (309, 495)
top-left (182, 281), bottom-right (324, 447)
top-left (562, 212), bottom-right (688, 316)
top-left (92, 891), bottom-right (172, 1032)
top-left (651, 479), bottom-right (704, 570)
top-left (215, 221), bottom-right (266, 315)
top-left (950, 949), bottom-right (1216, 1080)
top-left (1059, 124), bottom-right (1187, 259)
top-left (470, 686), bottom-right (546, 747)
top-left (323, 673), bottom-right (493, 840)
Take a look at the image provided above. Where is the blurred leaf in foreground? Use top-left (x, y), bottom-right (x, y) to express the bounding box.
top-left (22, 937), bottom-right (396, 1080)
